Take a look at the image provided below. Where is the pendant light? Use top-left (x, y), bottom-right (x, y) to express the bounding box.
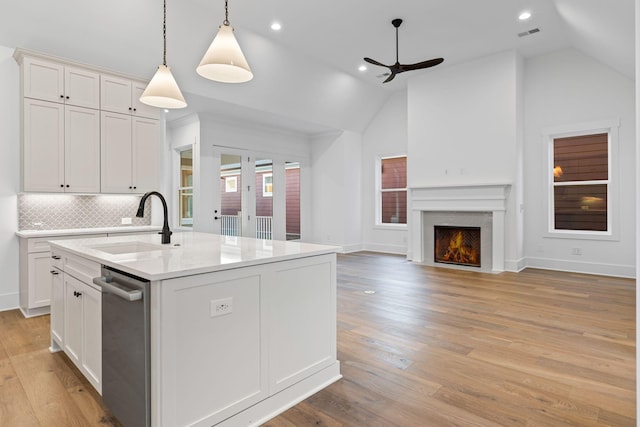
top-left (140, 0), bottom-right (187, 109)
top-left (196, 0), bottom-right (253, 83)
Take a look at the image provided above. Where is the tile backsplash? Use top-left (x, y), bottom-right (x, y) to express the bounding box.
top-left (18, 194), bottom-right (151, 230)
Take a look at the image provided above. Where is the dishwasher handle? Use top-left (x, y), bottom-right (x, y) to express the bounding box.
top-left (93, 276), bottom-right (143, 302)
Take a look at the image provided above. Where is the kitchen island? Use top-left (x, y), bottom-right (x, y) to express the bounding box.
top-left (49, 232), bottom-right (341, 427)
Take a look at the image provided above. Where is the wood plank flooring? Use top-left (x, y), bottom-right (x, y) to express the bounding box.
top-left (0, 252), bottom-right (635, 426)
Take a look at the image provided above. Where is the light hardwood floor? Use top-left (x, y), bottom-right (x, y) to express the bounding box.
top-left (0, 252), bottom-right (635, 426)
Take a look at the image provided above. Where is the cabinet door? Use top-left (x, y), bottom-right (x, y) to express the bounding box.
top-left (27, 252), bottom-right (54, 308)
top-left (50, 267), bottom-right (64, 344)
top-left (23, 99), bottom-right (65, 192)
top-left (82, 284), bottom-right (102, 393)
top-left (64, 66), bottom-right (100, 109)
top-left (100, 75), bottom-right (133, 115)
top-left (101, 111), bottom-right (133, 193)
top-left (132, 81), bottom-right (161, 119)
top-left (264, 260), bottom-right (336, 394)
top-left (159, 273), bottom-right (265, 426)
top-left (23, 57), bottom-right (64, 103)
top-left (132, 117), bottom-right (160, 193)
top-left (64, 274), bottom-right (84, 368)
top-left (65, 106), bottom-right (100, 193)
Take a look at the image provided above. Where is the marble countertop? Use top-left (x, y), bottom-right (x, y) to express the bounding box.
top-left (16, 225), bottom-right (162, 238)
top-left (48, 232), bottom-right (340, 281)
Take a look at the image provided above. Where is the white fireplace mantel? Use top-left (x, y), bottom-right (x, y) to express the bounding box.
top-left (408, 183), bottom-right (511, 272)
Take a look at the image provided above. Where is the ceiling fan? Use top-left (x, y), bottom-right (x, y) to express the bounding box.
top-left (364, 18), bottom-right (444, 83)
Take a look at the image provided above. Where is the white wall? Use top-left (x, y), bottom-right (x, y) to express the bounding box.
top-left (361, 91), bottom-right (409, 254)
top-left (524, 48), bottom-right (636, 277)
top-left (407, 50), bottom-right (520, 187)
top-left (406, 50), bottom-right (522, 270)
top-left (310, 131), bottom-right (363, 250)
top-left (0, 45), bottom-right (20, 310)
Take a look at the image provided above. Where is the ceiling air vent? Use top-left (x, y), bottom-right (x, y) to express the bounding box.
top-left (518, 28), bottom-right (540, 38)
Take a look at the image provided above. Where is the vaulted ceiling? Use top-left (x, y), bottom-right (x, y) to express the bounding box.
top-left (0, 0), bottom-right (634, 134)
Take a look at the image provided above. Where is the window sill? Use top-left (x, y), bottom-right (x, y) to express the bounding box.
top-left (543, 230), bottom-right (618, 242)
top-left (374, 223), bottom-right (408, 231)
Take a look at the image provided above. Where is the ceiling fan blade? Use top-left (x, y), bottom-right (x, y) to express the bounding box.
top-left (402, 58), bottom-right (444, 71)
top-left (364, 57), bottom-right (389, 68)
top-left (382, 72), bottom-right (396, 83)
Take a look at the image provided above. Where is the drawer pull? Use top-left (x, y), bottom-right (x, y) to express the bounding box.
top-left (50, 270), bottom-right (59, 275)
top-left (51, 255), bottom-right (61, 260)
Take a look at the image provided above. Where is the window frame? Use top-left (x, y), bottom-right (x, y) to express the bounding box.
top-left (262, 172), bottom-right (273, 197)
top-left (543, 118), bottom-right (620, 241)
top-left (375, 154), bottom-right (408, 229)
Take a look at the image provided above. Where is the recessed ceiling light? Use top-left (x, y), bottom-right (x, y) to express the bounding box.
top-left (164, 109), bottom-right (169, 113)
top-left (519, 11), bottom-right (532, 21)
top-left (358, 65), bottom-right (367, 72)
top-left (271, 22), bottom-right (282, 31)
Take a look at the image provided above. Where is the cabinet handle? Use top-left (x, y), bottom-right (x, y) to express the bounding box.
top-left (66, 184), bottom-right (70, 188)
top-left (73, 291), bottom-right (82, 298)
top-left (133, 108), bottom-right (137, 112)
top-left (50, 270), bottom-right (59, 275)
top-left (51, 255), bottom-right (61, 260)
top-left (60, 95), bottom-right (64, 99)
top-left (128, 107), bottom-right (132, 111)
top-left (65, 96), bottom-right (69, 99)
top-left (133, 186), bottom-right (137, 189)
top-left (129, 186), bottom-right (132, 189)
top-left (60, 184), bottom-right (64, 188)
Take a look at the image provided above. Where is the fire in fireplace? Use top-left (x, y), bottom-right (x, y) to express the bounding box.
top-left (434, 226), bottom-right (481, 267)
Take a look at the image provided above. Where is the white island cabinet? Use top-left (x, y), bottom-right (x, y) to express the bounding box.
top-left (48, 232), bottom-right (342, 427)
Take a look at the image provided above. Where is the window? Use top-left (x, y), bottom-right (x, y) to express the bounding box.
top-left (262, 173), bottom-right (273, 197)
top-left (377, 155), bottom-right (407, 225)
top-left (178, 148), bottom-right (193, 227)
top-left (225, 176), bottom-right (237, 192)
top-left (546, 119), bottom-right (618, 238)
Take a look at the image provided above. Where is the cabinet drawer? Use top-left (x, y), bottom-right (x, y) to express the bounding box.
top-left (28, 233), bottom-right (107, 253)
top-left (64, 252), bottom-right (101, 287)
top-left (50, 251), bottom-right (63, 270)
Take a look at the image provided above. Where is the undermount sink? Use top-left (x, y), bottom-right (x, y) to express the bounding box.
top-left (90, 241), bottom-right (173, 255)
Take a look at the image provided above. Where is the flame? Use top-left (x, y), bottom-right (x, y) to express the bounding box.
top-left (440, 231), bottom-right (479, 265)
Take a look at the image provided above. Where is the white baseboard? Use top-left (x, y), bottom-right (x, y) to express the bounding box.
top-left (504, 257), bottom-right (526, 272)
top-left (339, 243), bottom-right (364, 253)
top-left (0, 292), bottom-right (19, 312)
top-left (361, 242), bottom-right (408, 255)
top-left (525, 256), bottom-right (635, 278)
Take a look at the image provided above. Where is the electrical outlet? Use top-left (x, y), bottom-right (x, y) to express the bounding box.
top-left (210, 297), bottom-right (233, 317)
top-left (121, 217), bottom-right (132, 225)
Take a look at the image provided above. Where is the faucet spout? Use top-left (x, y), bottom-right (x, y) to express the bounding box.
top-left (137, 191), bottom-right (172, 244)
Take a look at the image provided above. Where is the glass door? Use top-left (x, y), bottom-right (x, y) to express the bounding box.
top-left (212, 148), bottom-right (304, 241)
top-left (218, 153), bottom-right (243, 237)
top-left (255, 158), bottom-right (273, 239)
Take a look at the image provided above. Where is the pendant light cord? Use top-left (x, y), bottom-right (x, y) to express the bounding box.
top-left (223, 0), bottom-right (230, 26)
top-left (163, 0), bottom-right (167, 66)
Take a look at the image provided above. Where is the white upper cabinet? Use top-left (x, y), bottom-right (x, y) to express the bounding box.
top-left (101, 75), bottom-right (160, 119)
top-left (23, 57), bottom-right (100, 109)
top-left (101, 111), bottom-right (160, 193)
top-left (23, 98), bottom-right (100, 193)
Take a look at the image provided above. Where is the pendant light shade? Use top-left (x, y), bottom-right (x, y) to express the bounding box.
top-left (196, 0), bottom-right (253, 83)
top-left (140, 0), bottom-right (187, 109)
top-left (140, 65), bottom-right (187, 108)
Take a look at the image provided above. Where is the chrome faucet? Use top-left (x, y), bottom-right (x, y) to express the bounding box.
top-left (136, 191), bottom-right (172, 244)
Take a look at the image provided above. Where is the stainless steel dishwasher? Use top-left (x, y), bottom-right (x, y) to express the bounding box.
top-left (93, 266), bottom-right (151, 427)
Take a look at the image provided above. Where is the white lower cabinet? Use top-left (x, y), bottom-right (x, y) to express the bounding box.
top-left (50, 267), bottom-right (64, 344)
top-left (51, 250), bottom-right (102, 394)
top-left (154, 254), bottom-right (339, 427)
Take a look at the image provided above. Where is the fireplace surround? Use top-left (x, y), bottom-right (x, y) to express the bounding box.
top-left (409, 184), bottom-right (510, 273)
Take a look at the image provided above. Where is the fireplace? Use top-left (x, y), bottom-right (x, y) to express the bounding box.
top-left (409, 184), bottom-right (509, 273)
top-left (434, 226), bottom-right (481, 267)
